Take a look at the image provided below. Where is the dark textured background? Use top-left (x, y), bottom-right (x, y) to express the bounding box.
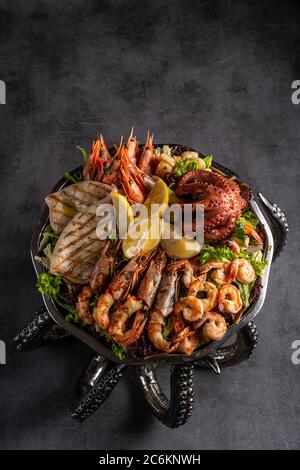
top-left (0, 0), bottom-right (299, 450)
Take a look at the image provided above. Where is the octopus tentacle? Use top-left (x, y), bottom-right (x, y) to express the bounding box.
top-left (175, 169), bottom-right (247, 242)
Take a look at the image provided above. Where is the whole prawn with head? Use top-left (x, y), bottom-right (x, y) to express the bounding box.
top-left (83, 135), bottom-right (111, 181)
top-left (76, 240), bottom-right (121, 324)
top-left (147, 259), bottom-right (195, 353)
top-left (93, 251), bottom-right (153, 331)
top-left (109, 247), bottom-right (167, 346)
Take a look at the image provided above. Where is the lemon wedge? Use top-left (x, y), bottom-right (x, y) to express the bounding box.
top-left (144, 178), bottom-right (169, 218)
top-left (161, 223), bottom-right (202, 259)
top-left (168, 187), bottom-right (180, 204)
top-left (122, 218), bottom-right (164, 258)
top-left (110, 191), bottom-right (134, 238)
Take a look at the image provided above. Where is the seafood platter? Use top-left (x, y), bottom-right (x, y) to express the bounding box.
top-left (14, 130), bottom-right (288, 427)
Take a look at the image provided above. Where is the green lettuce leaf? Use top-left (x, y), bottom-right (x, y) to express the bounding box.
top-left (235, 280), bottom-right (255, 308)
top-left (173, 158), bottom-right (199, 176)
top-left (36, 273), bottom-right (80, 324)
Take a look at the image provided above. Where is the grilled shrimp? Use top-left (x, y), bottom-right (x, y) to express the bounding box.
top-left (218, 284), bottom-right (242, 315)
top-left (174, 296), bottom-right (204, 322)
top-left (76, 241), bottom-right (120, 324)
top-left (199, 259), bottom-right (226, 274)
top-left (138, 133), bottom-right (156, 175)
top-left (148, 308), bottom-right (186, 353)
top-left (90, 241), bottom-right (120, 294)
top-left (76, 286), bottom-right (94, 324)
top-left (201, 311), bottom-right (227, 341)
top-left (229, 258), bottom-right (255, 284)
top-left (153, 259), bottom-right (194, 318)
top-left (109, 248), bottom-right (167, 346)
top-left (147, 259), bottom-right (194, 352)
top-left (188, 277), bottom-right (218, 313)
top-left (177, 331), bottom-right (199, 355)
top-left (94, 251), bottom-right (152, 330)
top-left (199, 259), bottom-right (231, 284)
top-left (83, 134), bottom-right (111, 181)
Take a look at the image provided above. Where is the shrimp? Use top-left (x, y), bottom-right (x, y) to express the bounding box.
top-left (174, 296), bottom-right (204, 322)
top-left (148, 308), bottom-right (187, 352)
top-left (147, 260), bottom-right (191, 352)
top-left (76, 286), bottom-right (94, 324)
top-left (229, 258), bottom-right (255, 284)
top-left (153, 259), bottom-right (194, 320)
top-left (227, 239), bottom-right (240, 254)
top-left (109, 248), bottom-right (167, 346)
top-left (199, 259), bottom-right (231, 285)
top-left (201, 282), bottom-right (219, 312)
top-left (188, 277), bottom-right (218, 313)
top-left (172, 292), bottom-right (201, 354)
top-left (90, 240), bottom-right (120, 294)
top-left (83, 134), bottom-right (111, 181)
top-left (138, 133), bottom-right (157, 175)
top-left (177, 331), bottom-right (199, 355)
top-left (201, 311), bottom-right (227, 341)
top-left (199, 259), bottom-right (226, 274)
top-left (94, 251), bottom-right (152, 330)
top-left (102, 137), bottom-right (123, 185)
top-left (119, 146), bottom-right (145, 203)
top-left (244, 224), bottom-right (264, 246)
top-left (218, 284), bottom-right (242, 315)
top-left (126, 127), bottom-right (139, 165)
top-left (76, 241), bottom-right (120, 323)
top-left (188, 273), bottom-right (206, 296)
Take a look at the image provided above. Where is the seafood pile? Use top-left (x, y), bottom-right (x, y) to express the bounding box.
top-left (36, 130), bottom-right (267, 359)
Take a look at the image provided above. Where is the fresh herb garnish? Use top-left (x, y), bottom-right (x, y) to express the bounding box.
top-left (236, 221), bottom-right (246, 242)
top-left (64, 169), bottom-right (82, 184)
top-left (76, 145), bottom-right (88, 162)
top-left (162, 317), bottom-right (173, 341)
top-left (36, 273), bottom-right (80, 323)
top-left (235, 211), bottom-right (259, 242)
top-left (203, 154), bottom-right (213, 169)
top-left (99, 331), bottom-right (127, 360)
top-left (238, 211), bottom-right (259, 228)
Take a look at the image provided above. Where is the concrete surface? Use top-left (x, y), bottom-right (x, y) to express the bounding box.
top-left (0, 0), bottom-right (299, 450)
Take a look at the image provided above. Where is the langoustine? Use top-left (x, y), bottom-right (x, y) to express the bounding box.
top-left (108, 247), bottom-right (167, 346)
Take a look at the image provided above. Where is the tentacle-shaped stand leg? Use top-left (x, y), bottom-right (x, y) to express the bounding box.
top-left (136, 363), bottom-right (194, 428)
top-left (13, 306), bottom-right (70, 350)
top-left (70, 355), bottom-right (127, 421)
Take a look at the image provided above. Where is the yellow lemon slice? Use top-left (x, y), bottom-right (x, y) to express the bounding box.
top-left (110, 191), bottom-right (134, 238)
top-left (122, 218), bottom-right (164, 259)
top-left (144, 178), bottom-right (169, 218)
top-left (161, 223), bottom-right (202, 259)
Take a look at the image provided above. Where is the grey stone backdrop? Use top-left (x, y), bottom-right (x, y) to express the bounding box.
top-left (0, 0), bottom-right (299, 450)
